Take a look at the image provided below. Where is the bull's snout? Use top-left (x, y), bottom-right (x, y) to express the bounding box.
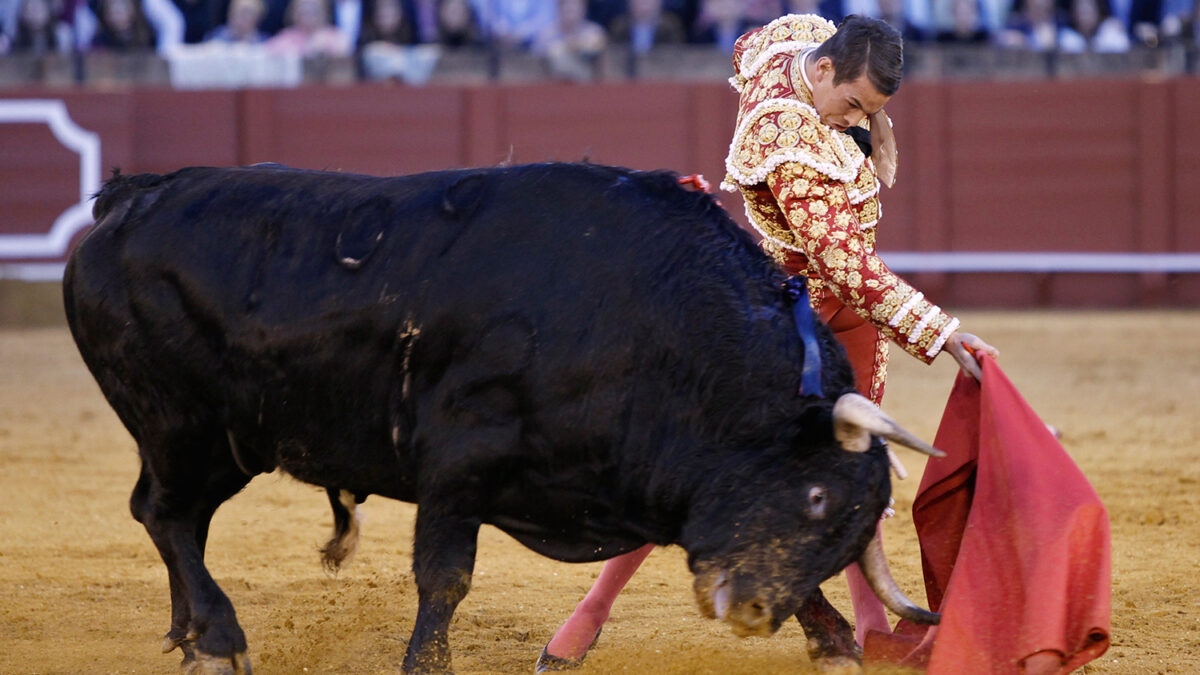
top-left (694, 569), bottom-right (782, 638)
top-left (719, 593), bottom-right (775, 637)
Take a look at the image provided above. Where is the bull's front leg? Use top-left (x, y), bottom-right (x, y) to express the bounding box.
top-left (796, 588), bottom-right (862, 674)
top-left (403, 506), bottom-right (481, 674)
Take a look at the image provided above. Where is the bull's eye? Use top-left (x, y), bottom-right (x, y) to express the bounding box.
top-left (807, 486), bottom-right (827, 519)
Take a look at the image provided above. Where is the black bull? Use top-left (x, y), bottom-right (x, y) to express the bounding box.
top-left (63, 162), bottom-right (938, 673)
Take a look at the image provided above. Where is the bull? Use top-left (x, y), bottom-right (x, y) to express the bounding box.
top-left (63, 162), bottom-right (939, 674)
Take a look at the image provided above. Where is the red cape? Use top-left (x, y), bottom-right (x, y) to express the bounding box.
top-left (865, 356), bottom-right (1111, 673)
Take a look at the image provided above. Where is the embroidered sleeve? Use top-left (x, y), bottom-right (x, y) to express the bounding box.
top-left (766, 162), bottom-right (960, 363)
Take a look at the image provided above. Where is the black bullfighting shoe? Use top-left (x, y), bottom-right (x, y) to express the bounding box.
top-left (535, 628), bottom-right (602, 672)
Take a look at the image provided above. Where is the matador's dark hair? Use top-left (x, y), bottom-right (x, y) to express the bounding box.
top-left (812, 14), bottom-right (904, 96)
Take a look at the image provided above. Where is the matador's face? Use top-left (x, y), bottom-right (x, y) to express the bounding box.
top-left (809, 56), bottom-right (891, 133)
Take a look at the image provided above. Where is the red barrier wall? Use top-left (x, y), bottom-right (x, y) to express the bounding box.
top-left (1, 79), bottom-right (1197, 306)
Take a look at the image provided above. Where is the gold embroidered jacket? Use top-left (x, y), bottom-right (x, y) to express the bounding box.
top-left (722, 13), bottom-right (959, 365)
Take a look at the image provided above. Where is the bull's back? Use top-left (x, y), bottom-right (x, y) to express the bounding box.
top-left (71, 162), bottom-right (761, 341)
top-left (72, 166), bottom-right (441, 323)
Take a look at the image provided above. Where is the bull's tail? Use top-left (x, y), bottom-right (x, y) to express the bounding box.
top-left (320, 488), bottom-right (364, 574)
top-left (90, 169), bottom-right (168, 224)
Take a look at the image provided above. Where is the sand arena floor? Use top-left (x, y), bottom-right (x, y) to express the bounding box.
top-left (1, 311), bottom-right (1197, 674)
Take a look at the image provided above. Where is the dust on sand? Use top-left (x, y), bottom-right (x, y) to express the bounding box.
top-left (1, 311), bottom-right (1197, 674)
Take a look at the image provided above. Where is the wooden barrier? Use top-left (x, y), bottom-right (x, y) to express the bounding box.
top-left (1, 78), bottom-right (1197, 306)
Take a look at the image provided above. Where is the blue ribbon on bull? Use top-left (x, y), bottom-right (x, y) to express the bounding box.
top-left (783, 276), bottom-right (823, 398)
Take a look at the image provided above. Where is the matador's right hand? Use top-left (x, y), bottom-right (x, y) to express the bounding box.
top-left (945, 331), bottom-right (1000, 380)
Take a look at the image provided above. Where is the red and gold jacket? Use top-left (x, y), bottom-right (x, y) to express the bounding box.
top-left (722, 14), bottom-right (960, 371)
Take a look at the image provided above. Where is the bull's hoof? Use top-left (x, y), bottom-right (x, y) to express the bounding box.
top-left (811, 655), bottom-right (862, 675)
top-left (805, 637), bottom-right (861, 675)
top-left (182, 650), bottom-right (252, 675)
top-left (163, 634), bottom-right (186, 654)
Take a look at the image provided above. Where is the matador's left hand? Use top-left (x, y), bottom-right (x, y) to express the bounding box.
top-left (945, 331), bottom-right (1000, 380)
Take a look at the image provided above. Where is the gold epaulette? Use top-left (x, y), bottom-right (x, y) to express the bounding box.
top-left (730, 14), bottom-right (837, 92)
top-left (723, 101), bottom-right (867, 191)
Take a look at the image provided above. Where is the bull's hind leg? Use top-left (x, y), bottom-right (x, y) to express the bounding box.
top-left (129, 431), bottom-right (253, 674)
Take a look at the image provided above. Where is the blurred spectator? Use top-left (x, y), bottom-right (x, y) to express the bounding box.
top-left (4, 0), bottom-right (72, 53)
top-left (1158, 0), bottom-right (1195, 43)
top-left (438, 0), bottom-right (481, 45)
top-left (533, 0), bottom-right (605, 78)
top-left (91, 0), bottom-right (156, 48)
top-left (876, 0), bottom-right (930, 40)
top-left (935, 0), bottom-right (990, 41)
top-left (844, 0), bottom-right (879, 19)
top-left (142, 0), bottom-right (185, 49)
top-left (83, 0), bottom-right (184, 51)
top-left (1058, 0), bottom-right (1131, 49)
top-left (585, 0), bottom-right (622, 29)
top-left (740, 0), bottom-right (781, 25)
top-left (257, 0), bottom-right (292, 35)
top-left (358, 0), bottom-right (412, 43)
top-left (359, 0), bottom-right (440, 81)
top-left (609, 0), bottom-right (686, 53)
top-left (172, 0), bottom-right (219, 42)
top-left (408, 0), bottom-right (437, 41)
top-left (46, 0), bottom-right (97, 50)
top-left (1109, 0), bottom-right (1163, 45)
top-left (204, 0), bottom-right (266, 41)
top-left (2, 0), bottom-right (20, 47)
top-left (782, 0), bottom-right (845, 21)
top-left (266, 0), bottom-right (352, 55)
top-left (332, 0), bottom-right (359, 44)
top-left (691, 0), bottom-right (750, 51)
top-left (470, 0), bottom-right (556, 48)
top-left (999, 0), bottom-right (1060, 48)
top-left (782, 0), bottom-right (818, 13)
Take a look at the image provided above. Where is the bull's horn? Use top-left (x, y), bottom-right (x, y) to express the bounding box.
top-left (833, 393), bottom-right (945, 459)
top-left (857, 535), bottom-right (940, 625)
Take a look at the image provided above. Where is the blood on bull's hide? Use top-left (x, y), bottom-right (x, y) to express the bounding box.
top-left (63, 162), bottom-right (940, 674)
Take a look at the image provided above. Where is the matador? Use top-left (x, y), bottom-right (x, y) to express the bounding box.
top-left (725, 13), bottom-right (974, 405)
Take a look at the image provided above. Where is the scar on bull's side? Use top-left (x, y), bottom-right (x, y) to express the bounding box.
top-left (442, 172), bottom-right (487, 220)
top-left (397, 316), bottom-right (421, 406)
top-left (436, 172), bottom-right (489, 258)
top-left (335, 196), bottom-right (390, 270)
top-left (391, 316), bottom-right (421, 454)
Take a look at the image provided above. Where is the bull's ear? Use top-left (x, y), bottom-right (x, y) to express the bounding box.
top-left (832, 393), bottom-right (944, 478)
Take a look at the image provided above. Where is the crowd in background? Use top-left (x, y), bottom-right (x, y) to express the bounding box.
top-left (0, 0), bottom-right (1197, 72)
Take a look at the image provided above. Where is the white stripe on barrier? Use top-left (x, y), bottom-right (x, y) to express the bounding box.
top-left (1, 263), bottom-right (68, 281)
top-left (0, 99), bottom-right (101, 258)
top-left (881, 252), bottom-right (1200, 273)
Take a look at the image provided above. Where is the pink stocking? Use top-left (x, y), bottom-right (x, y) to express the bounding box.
top-left (544, 543), bottom-right (655, 660)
